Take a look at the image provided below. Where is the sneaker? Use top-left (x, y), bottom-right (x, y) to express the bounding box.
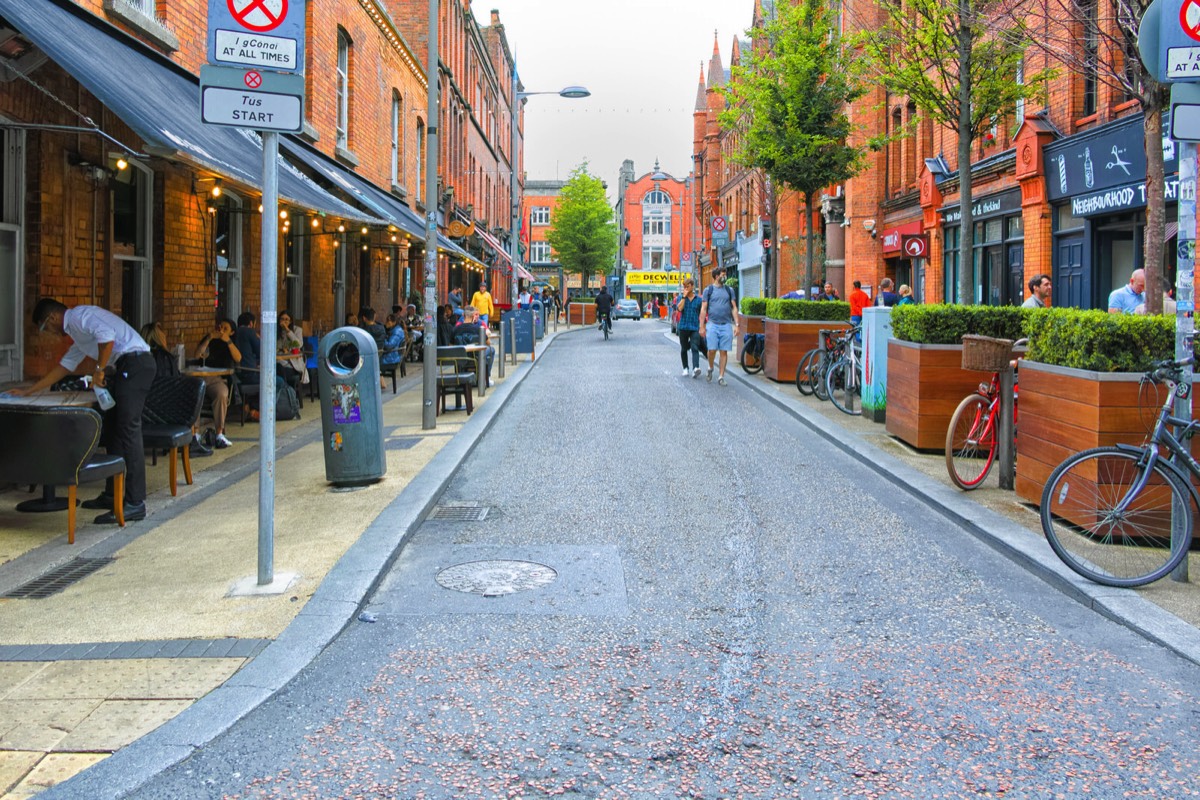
top-left (682, 368), bottom-right (690, 376)
top-left (719, 377), bottom-right (727, 387)
top-left (189, 436), bottom-right (213, 458)
top-left (693, 367), bottom-right (701, 378)
top-left (94, 502), bottom-right (146, 525)
top-left (215, 433), bottom-right (233, 449)
top-left (706, 369), bottom-right (713, 383)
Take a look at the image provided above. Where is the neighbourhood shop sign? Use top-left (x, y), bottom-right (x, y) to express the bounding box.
top-left (1043, 114), bottom-right (1177, 201)
top-left (1070, 174), bottom-right (1183, 216)
top-left (940, 189), bottom-right (1021, 226)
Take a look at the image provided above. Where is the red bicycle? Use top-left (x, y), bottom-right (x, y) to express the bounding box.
top-left (944, 339), bottom-right (1025, 490)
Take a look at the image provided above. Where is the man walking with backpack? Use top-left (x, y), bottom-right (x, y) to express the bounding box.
top-left (699, 266), bottom-right (739, 386)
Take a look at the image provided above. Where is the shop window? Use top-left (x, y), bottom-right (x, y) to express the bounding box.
top-left (336, 28), bottom-right (352, 149)
top-left (1006, 215), bottom-right (1023, 240)
top-left (944, 226), bottom-right (961, 304)
top-left (112, 159), bottom-right (152, 329)
top-left (214, 192), bottom-right (243, 322)
top-left (1056, 204), bottom-right (1085, 231)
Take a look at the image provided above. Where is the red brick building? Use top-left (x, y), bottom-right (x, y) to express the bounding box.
top-left (0, 0), bottom-right (523, 383)
top-left (693, 0), bottom-right (1163, 309)
top-left (615, 159), bottom-right (700, 300)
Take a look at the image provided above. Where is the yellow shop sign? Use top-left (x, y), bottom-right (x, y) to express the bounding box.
top-left (626, 270), bottom-right (685, 287)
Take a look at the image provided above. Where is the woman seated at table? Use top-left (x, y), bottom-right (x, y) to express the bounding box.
top-left (194, 319), bottom-right (241, 449)
top-left (276, 310), bottom-right (307, 393)
top-left (437, 304), bottom-right (457, 347)
top-left (139, 321), bottom-right (179, 382)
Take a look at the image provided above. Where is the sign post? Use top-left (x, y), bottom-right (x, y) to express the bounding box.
top-left (204, 0), bottom-right (306, 589)
top-left (1141, 0), bottom-right (1195, 582)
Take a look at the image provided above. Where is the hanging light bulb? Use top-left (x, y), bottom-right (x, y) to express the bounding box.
top-left (311, 217), bottom-right (320, 228)
top-left (115, 156), bottom-right (129, 171)
top-left (333, 238), bottom-right (340, 248)
top-left (337, 223), bottom-right (345, 233)
top-left (279, 209), bottom-right (288, 220)
top-left (258, 203), bottom-right (264, 213)
top-left (360, 226), bottom-right (368, 235)
top-left (211, 179), bottom-right (222, 198)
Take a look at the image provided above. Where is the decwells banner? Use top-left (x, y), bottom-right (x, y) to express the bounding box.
top-left (625, 270), bottom-right (686, 291)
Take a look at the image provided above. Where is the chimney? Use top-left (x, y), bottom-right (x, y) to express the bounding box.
top-left (491, 10), bottom-right (501, 25)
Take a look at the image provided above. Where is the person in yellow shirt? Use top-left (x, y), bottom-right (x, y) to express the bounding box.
top-left (470, 282), bottom-right (496, 325)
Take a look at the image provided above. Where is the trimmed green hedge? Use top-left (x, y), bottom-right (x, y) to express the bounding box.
top-left (1022, 308), bottom-right (1174, 372)
top-left (741, 297), bottom-right (768, 316)
top-left (891, 304), bottom-right (1027, 344)
top-left (764, 299), bottom-right (851, 321)
top-left (570, 297), bottom-right (596, 304)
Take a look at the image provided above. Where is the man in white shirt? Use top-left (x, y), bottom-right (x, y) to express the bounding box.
top-left (12, 298), bottom-right (156, 523)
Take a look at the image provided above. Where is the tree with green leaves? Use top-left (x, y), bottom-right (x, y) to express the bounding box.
top-left (719, 0), bottom-right (866, 296)
top-left (545, 164), bottom-right (619, 293)
top-left (856, 0), bottom-right (1047, 303)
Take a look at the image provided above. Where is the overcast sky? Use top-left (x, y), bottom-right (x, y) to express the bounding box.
top-left (486, 0), bottom-right (755, 191)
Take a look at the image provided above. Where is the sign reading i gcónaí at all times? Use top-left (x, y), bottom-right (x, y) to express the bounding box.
top-left (207, 0), bottom-right (305, 74)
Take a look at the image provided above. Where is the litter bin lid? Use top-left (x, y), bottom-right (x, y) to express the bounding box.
top-left (320, 326), bottom-right (377, 376)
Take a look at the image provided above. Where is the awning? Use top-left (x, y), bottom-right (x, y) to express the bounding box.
top-left (1166, 222), bottom-right (1179, 242)
top-left (278, 137), bottom-right (424, 237)
top-left (516, 263), bottom-right (536, 281)
top-left (0, 0), bottom-right (376, 223)
top-left (475, 227), bottom-right (512, 264)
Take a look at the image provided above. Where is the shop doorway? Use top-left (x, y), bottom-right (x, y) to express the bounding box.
top-left (1056, 234), bottom-right (1085, 309)
top-left (0, 127), bottom-right (23, 384)
top-left (1006, 243), bottom-right (1024, 307)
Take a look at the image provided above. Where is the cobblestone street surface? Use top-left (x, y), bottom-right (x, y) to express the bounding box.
top-left (128, 323), bottom-right (1200, 799)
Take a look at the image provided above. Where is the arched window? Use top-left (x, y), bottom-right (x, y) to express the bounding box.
top-left (641, 188), bottom-right (672, 270)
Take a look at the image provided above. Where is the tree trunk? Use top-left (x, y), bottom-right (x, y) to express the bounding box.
top-left (1142, 80), bottom-right (1168, 315)
top-left (805, 191), bottom-right (816, 294)
top-left (956, 1), bottom-right (974, 304)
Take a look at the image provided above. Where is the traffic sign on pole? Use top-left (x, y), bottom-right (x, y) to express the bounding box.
top-left (208, 0), bottom-right (305, 74)
top-left (200, 64), bottom-right (304, 132)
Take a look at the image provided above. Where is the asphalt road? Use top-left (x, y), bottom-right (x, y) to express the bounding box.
top-left (129, 320), bottom-right (1200, 799)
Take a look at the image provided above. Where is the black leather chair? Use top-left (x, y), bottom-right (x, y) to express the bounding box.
top-left (435, 346), bottom-right (477, 415)
top-left (0, 407), bottom-right (126, 543)
top-left (142, 376), bottom-right (205, 496)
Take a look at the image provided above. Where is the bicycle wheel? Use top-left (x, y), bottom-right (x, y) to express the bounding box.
top-left (812, 354), bottom-right (832, 401)
top-left (740, 341), bottom-right (763, 374)
top-left (1040, 447), bottom-right (1192, 587)
top-left (826, 357), bottom-right (862, 416)
top-left (945, 393), bottom-right (996, 490)
top-left (795, 349), bottom-right (819, 395)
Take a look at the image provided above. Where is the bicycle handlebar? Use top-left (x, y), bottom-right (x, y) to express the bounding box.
top-left (1146, 356), bottom-right (1195, 386)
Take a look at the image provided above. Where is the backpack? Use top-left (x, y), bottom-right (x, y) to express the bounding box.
top-left (704, 284), bottom-right (735, 312)
top-left (276, 382), bottom-right (301, 421)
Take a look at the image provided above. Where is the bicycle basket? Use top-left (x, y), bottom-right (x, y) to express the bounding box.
top-left (960, 335), bottom-right (1014, 372)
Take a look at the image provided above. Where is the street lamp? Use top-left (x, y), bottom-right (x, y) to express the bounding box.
top-left (509, 78), bottom-right (589, 312)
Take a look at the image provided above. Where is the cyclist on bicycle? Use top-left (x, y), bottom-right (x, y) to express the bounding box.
top-left (595, 285), bottom-right (614, 335)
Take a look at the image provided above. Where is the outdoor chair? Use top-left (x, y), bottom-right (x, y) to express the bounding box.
top-left (142, 375), bottom-right (205, 496)
top-left (0, 406), bottom-right (126, 543)
top-left (435, 345), bottom-right (477, 415)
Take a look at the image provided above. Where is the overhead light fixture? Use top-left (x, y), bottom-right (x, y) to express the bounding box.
top-left (337, 223), bottom-right (345, 233)
top-left (115, 156), bottom-right (128, 171)
top-left (360, 226), bottom-right (368, 235)
top-left (279, 209), bottom-right (288, 220)
top-left (311, 218), bottom-right (320, 228)
top-left (211, 179), bottom-right (222, 198)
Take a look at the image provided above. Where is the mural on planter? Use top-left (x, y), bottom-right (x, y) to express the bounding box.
top-left (862, 307), bottom-right (893, 422)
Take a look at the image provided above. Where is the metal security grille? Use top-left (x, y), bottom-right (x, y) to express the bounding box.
top-left (3, 557), bottom-right (115, 599)
top-left (428, 505), bottom-right (490, 522)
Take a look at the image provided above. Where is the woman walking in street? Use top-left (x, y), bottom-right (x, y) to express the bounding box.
top-left (675, 278), bottom-right (704, 378)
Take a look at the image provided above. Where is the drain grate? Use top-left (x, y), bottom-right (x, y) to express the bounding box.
top-left (3, 557), bottom-right (116, 599)
top-left (428, 504), bottom-right (489, 522)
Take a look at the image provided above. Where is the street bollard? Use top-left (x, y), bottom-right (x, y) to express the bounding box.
top-left (498, 319), bottom-right (506, 378)
top-left (998, 367), bottom-right (1016, 490)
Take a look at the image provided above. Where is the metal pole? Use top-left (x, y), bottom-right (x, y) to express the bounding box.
top-left (421, 0), bottom-right (440, 430)
top-left (498, 318), bottom-right (506, 377)
top-left (1172, 139), bottom-right (1195, 583)
top-left (998, 367), bottom-right (1015, 491)
top-left (257, 131), bottom-right (278, 586)
top-left (510, 61), bottom-right (521, 327)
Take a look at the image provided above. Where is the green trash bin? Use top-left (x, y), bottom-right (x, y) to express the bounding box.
top-left (317, 326), bottom-right (386, 485)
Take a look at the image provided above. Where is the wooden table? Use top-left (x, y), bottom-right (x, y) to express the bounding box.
top-left (183, 366), bottom-right (234, 378)
top-left (0, 390), bottom-right (99, 511)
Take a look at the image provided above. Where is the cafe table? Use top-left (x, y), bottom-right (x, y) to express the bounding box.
top-left (0, 389), bottom-right (99, 511)
top-left (459, 344), bottom-right (489, 397)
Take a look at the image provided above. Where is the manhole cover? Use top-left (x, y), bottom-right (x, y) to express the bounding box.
top-left (428, 504), bottom-right (489, 522)
top-left (435, 560), bottom-right (557, 597)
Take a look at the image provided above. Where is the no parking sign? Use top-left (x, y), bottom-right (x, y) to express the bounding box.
top-left (207, 0), bottom-right (306, 74)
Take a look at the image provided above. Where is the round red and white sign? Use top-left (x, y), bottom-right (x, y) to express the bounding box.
top-left (244, 70), bottom-right (262, 89)
top-left (711, 216), bottom-right (727, 232)
top-left (228, 0), bottom-right (288, 33)
top-left (1183, 0), bottom-right (1200, 43)
top-left (903, 236), bottom-right (927, 257)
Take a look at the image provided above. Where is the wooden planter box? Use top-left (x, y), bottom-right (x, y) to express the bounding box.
top-left (1014, 361), bottom-right (1197, 508)
top-left (763, 318), bottom-right (850, 383)
top-left (885, 340), bottom-right (985, 450)
top-left (736, 315), bottom-right (765, 358)
top-left (568, 303), bottom-right (596, 325)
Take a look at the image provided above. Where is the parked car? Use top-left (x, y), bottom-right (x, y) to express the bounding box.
top-left (613, 299), bottom-right (641, 320)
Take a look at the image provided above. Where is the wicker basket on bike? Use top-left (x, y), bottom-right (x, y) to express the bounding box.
top-left (960, 335), bottom-right (1014, 372)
